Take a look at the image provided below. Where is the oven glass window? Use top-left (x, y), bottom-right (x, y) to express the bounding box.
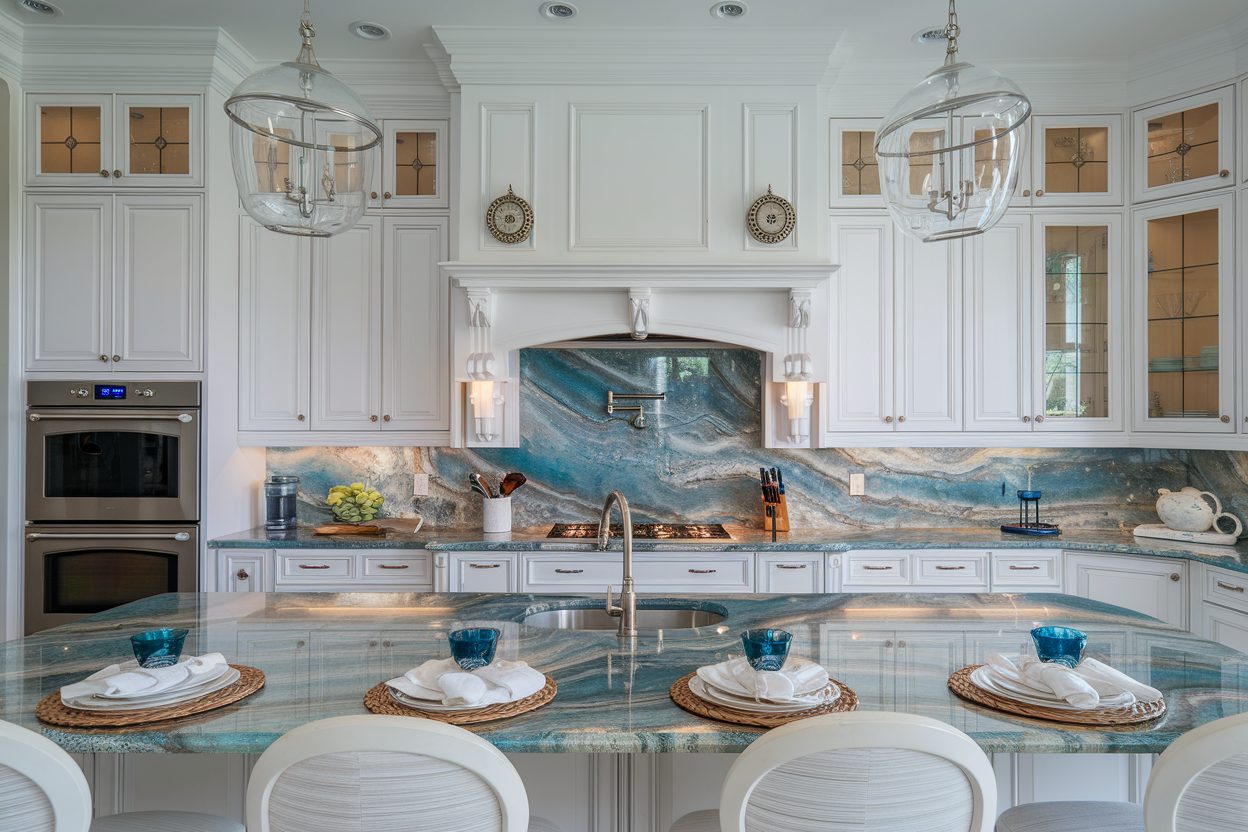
top-left (43, 431), bottom-right (179, 498)
top-left (45, 550), bottom-right (177, 613)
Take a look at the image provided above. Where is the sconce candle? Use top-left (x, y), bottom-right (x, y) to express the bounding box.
top-left (780, 380), bottom-right (814, 443)
top-left (468, 379), bottom-right (504, 442)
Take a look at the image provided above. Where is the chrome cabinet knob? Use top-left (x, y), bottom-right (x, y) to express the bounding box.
top-left (111, 354), bottom-right (121, 362)
top-left (100, 169), bottom-right (110, 177)
top-left (897, 415), bottom-right (906, 423)
top-left (1022, 415), bottom-right (1031, 423)
top-left (112, 169), bottom-right (122, 178)
top-left (1170, 573), bottom-right (1181, 582)
top-left (1035, 415), bottom-right (1045, 423)
top-left (1220, 169), bottom-right (1230, 178)
top-left (883, 415), bottom-right (893, 423)
top-left (383, 415), bottom-right (391, 422)
top-left (370, 191), bottom-right (379, 199)
top-left (370, 415), bottom-right (379, 422)
top-left (99, 354), bottom-right (109, 362)
top-left (297, 414), bottom-right (305, 421)
top-left (884, 639), bottom-right (894, 648)
top-left (383, 191), bottom-right (392, 200)
top-left (1035, 189), bottom-right (1045, 197)
top-left (1021, 189), bottom-right (1031, 197)
top-left (1220, 415), bottom-right (1230, 423)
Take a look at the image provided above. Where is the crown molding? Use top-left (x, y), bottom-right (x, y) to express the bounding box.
top-left (1126, 11), bottom-right (1248, 105)
top-left (0, 10), bottom-right (22, 85)
top-left (430, 26), bottom-right (842, 87)
top-left (443, 261), bottom-right (836, 290)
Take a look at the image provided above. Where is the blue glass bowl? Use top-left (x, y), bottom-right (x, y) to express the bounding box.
top-left (1031, 626), bottom-right (1087, 668)
top-left (130, 628), bottom-right (188, 669)
top-left (741, 628), bottom-right (792, 672)
top-left (449, 627), bottom-right (500, 671)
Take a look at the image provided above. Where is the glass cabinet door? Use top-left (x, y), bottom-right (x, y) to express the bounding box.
top-left (1135, 193), bottom-right (1235, 432)
top-left (1031, 115), bottom-right (1122, 206)
top-left (25, 94), bottom-right (113, 186)
top-left (115, 95), bottom-right (202, 185)
top-left (1033, 215), bottom-right (1121, 431)
top-left (829, 119), bottom-right (882, 206)
top-left (378, 119), bottom-right (448, 208)
top-left (1134, 87), bottom-right (1235, 202)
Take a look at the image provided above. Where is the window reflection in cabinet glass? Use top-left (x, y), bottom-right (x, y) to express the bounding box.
top-left (1043, 126), bottom-right (1108, 193)
top-left (840, 130), bottom-right (880, 195)
top-left (1043, 226), bottom-right (1110, 419)
top-left (40, 106), bottom-right (102, 174)
top-left (128, 107), bottom-right (190, 175)
top-left (1146, 209), bottom-right (1220, 418)
top-left (394, 131), bottom-right (437, 196)
top-left (1146, 103), bottom-right (1219, 187)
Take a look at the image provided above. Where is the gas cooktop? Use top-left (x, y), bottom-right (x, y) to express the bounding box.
top-left (547, 523), bottom-right (732, 540)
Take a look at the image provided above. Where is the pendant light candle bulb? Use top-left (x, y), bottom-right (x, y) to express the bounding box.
top-left (780, 380), bottom-right (814, 444)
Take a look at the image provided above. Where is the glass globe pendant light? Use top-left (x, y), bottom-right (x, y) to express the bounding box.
top-left (224, 0), bottom-right (381, 237)
top-left (874, 0), bottom-right (1031, 242)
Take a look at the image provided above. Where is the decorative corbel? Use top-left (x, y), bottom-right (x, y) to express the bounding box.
top-left (785, 289), bottom-right (813, 379)
top-left (628, 289), bottom-right (652, 341)
top-left (465, 288), bottom-right (495, 380)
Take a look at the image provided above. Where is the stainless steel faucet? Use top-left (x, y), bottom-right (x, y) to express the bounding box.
top-left (598, 491), bottom-right (637, 638)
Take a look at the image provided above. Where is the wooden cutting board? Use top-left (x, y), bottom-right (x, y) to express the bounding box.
top-left (313, 524), bottom-right (386, 536)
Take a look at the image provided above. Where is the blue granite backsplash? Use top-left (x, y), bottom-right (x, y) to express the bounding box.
top-left (267, 347), bottom-right (1248, 533)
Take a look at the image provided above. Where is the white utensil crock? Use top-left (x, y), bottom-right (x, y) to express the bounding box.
top-left (482, 496), bottom-right (512, 534)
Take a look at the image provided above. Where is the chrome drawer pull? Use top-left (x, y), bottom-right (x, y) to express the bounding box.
top-left (688, 568), bottom-right (717, 574)
top-left (298, 564), bottom-right (331, 570)
top-left (555, 568), bottom-right (585, 574)
top-left (776, 564), bottom-right (807, 570)
top-left (376, 564), bottom-right (409, 570)
top-left (862, 565), bottom-right (893, 571)
top-left (27, 532), bottom-right (191, 542)
top-left (1216, 581), bottom-right (1245, 593)
top-left (934, 565), bottom-right (967, 571)
top-left (1008, 565), bottom-right (1041, 571)
top-left (469, 563), bottom-right (501, 569)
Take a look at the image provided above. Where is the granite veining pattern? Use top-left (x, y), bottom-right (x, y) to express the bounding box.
top-left (5, 592), bottom-right (1247, 756)
top-left (266, 347), bottom-right (1248, 534)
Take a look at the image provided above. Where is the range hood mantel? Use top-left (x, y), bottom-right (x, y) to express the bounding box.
top-left (442, 261), bottom-right (836, 290)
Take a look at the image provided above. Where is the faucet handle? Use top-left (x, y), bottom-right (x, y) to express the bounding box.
top-left (606, 585), bottom-right (622, 616)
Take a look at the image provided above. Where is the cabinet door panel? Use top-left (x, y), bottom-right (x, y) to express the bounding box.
top-left (825, 216), bottom-right (894, 433)
top-left (965, 215), bottom-right (1032, 431)
top-left (26, 94), bottom-right (114, 187)
top-left (1030, 115), bottom-right (1123, 206)
top-left (1203, 603), bottom-right (1248, 654)
top-left (820, 628), bottom-right (894, 709)
top-left (380, 120), bottom-right (448, 208)
top-left (239, 219), bottom-right (310, 430)
top-left (829, 119), bottom-right (883, 208)
top-left (222, 554), bottom-right (266, 593)
top-left (1064, 553), bottom-right (1186, 628)
top-left (757, 555), bottom-right (823, 594)
top-left (895, 235), bottom-right (961, 431)
top-left (115, 195), bottom-right (202, 370)
top-left (1134, 86), bottom-right (1235, 202)
top-left (25, 194), bottom-right (113, 370)
top-left (896, 632), bottom-right (964, 717)
top-left (114, 94), bottom-right (203, 186)
top-left (311, 216), bottom-right (383, 430)
top-left (382, 218), bottom-right (449, 431)
top-left (451, 555), bottom-right (518, 593)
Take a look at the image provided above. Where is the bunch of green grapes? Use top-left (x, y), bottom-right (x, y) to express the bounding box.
top-left (326, 482), bottom-right (384, 523)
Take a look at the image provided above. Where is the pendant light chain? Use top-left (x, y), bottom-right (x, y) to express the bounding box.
top-left (943, 0), bottom-right (960, 64)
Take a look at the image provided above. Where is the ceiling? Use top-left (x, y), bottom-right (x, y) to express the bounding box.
top-left (8, 0), bottom-right (1248, 65)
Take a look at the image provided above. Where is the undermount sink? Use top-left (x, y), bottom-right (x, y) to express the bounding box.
top-left (521, 604), bottom-right (727, 633)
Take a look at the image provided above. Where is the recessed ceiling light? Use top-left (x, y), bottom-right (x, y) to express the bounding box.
top-left (710, 1), bottom-right (748, 19)
top-left (16, 0), bottom-right (61, 17)
top-left (349, 21), bottom-right (391, 41)
top-left (912, 26), bottom-right (949, 45)
top-left (539, 2), bottom-right (578, 20)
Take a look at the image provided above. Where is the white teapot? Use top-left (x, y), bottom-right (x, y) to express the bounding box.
top-left (1155, 487), bottom-right (1244, 537)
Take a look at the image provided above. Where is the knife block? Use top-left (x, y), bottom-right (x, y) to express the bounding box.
top-left (761, 494), bottom-right (790, 533)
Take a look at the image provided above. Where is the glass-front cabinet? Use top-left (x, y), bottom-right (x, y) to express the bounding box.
top-left (1134, 192), bottom-right (1235, 432)
top-left (1032, 214), bottom-right (1122, 431)
top-left (369, 119), bottom-right (449, 209)
top-left (1133, 86), bottom-right (1235, 202)
top-left (1030, 115), bottom-right (1123, 206)
top-left (26, 93), bottom-right (202, 187)
top-left (829, 119), bottom-right (883, 207)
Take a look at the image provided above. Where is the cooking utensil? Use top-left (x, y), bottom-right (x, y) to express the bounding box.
top-left (468, 474), bottom-right (492, 499)
top-left (500, 472), bottom-right (527, 497)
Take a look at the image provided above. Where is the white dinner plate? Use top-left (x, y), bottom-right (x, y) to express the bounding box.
top-left (970, 667), bottom-right (1136, 712)
top-left (64, 668), bottom-right (242, 712)
top-left (95, 663), bottom-right (234, 700)
top-left (695, 657), bottom-right (829, 700)
top-left (387, 687), bottom-right (499, 713)
top-left (689, 677), bottom-right (836, 714)
top-left (698, 677), bottom-right (840, 710)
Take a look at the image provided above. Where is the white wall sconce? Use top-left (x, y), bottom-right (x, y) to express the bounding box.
top-left (780, 380), bottom-right (814, 443)
top-left (468, 379), bottom-right (505, 442)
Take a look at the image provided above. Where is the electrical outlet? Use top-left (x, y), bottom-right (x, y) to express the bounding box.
top-left (412, 473), bottom-right (430, 497)
top-left (849, 472), bottom-right (866, 496)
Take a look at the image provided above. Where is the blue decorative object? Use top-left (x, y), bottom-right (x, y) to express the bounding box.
top-left (449, 627), bottom-right (500, 671)
top-left (1002, 489), bottom-right (1061, 536)
top-left (741, 628), bottom-right (792, 671)
top-left (1031, 626), bottom-right (1087, 668)
top-left (130, 628), bottom-right (188, 669)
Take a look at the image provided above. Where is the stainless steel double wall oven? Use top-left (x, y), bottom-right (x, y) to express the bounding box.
top-left (24, 381), bottom-right (200, 633)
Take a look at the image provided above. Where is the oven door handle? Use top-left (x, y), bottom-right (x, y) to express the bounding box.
top-left (26, 532), bottom-right (192, 542)
top-left (28, 413), bottom-right (194, 423)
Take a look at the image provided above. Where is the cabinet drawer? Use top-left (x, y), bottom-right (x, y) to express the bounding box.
top-left (991, 551), bottom-right (1062, 589)
top-left (914, 552), bottom-right (989, 587)
top-left (633, 556), bottom-right (754, 592)
top-left (844, 552), bottom-right (909, 585)
top-left (362, 554), bottom-right (431, 582)
top-left (452, 555), bottom-right (517, 593)
top-left (1204, 567), bottom-right (1248, 615)
top-left (278, 553), bottom-right (354, 580)
top-left (757, 556), bottom-right (824, 594)
top-left (525, 558), bottom-right (620, 589)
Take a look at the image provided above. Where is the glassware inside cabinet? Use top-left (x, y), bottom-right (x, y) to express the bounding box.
top-left (1146, 103), bottom-right (1220, 188)
top-left (1043, 126), bottom-right (1108, 194)
top-left (1042, 225), bottom-right (1110, 419)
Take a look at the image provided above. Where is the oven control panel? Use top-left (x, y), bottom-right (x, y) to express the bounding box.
top-left (27, 380), bottom-right (199, 408)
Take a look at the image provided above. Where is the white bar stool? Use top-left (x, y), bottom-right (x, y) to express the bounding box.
top-left (669, 711), bottom-right (997, 832)
top-left (246, 714), bottom-right (558, 832)
top-left (995, 711), bottom-right (1248, 832)
top-left (0, 719), bottom-right (242, 832)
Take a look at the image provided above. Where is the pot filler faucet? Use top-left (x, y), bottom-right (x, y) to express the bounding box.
top-left (599, 491), bottom-right (637, 638)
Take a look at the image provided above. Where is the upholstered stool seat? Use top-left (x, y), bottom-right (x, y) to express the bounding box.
top-left (527, 818), bottom-right (560, 832)
top-left (669, 808), bottom-right (717, 832)
top-left (91, 811), bottom-right (245, 832)
top-left (994, 801), bottom-right (1143, 832)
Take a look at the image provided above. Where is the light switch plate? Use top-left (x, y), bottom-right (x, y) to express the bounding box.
top-left (849, 472), bottom-right (866, 496)
top-left (413, 473), bottom-right (430, 497)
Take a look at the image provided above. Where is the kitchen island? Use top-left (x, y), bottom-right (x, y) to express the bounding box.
top-left (5, 591), bottom-right (1247, 827)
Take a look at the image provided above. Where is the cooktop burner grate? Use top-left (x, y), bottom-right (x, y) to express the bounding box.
top-left (547, 523), bottom-right (732, 540)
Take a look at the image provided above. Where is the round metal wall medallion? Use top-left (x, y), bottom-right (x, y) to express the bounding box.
top-left (486, 186), bottom-right (534, 245)
top-left (746, 185), bottom-right (796, 245)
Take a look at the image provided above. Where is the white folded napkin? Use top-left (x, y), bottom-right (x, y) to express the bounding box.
top-left (699, 657), bottom-right (828, 703)
top-left (986, 653), bottom-right (1161, 709)
top-left (386, 658), bottom-right (545, 707)
top-left (61, 653), bottom-right (228, 703)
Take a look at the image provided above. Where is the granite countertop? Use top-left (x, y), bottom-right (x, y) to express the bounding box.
top-left (209, 525), bottom-right (1248, 574)
top-left (6, 591), bottom-right (1247, 756)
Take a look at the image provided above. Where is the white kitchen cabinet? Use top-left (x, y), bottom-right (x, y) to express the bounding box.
top-left (843, 550), bottom-right (990, 593)
top-left (828, 118), bottom-right (883, 208)
top-left (1133, 86), bottom-right (1235, 203)
top-left (825, 554), bottom-right (842, 592)
top-left (1202, 603), bottom-right (1248, 653)
top-left (520, 552), bottom-right (754, 594)
top-left (311, 216), bottom-right (383, 431)
top-left (756, 554), bottom-right (824, 594)
top-left (1064, 551), bottom-right (1186, 628)
top-left (220, 552), bottom-right (269, 593)
top-left (24, 192), bottom-right (202, 372)
top-left (821, 627), bottom-right (963, 710)
top-left (1029, 114), bottom-right (1124, 207)
top-left (448, 553), bottom-right (520, 593)
top-left (895, 234), bottom-right (962, 431)
top-left (371, 119), bottom-right (449, 209)
top-left (990, 551), bottom-right (1063, 590)
top-left (238, 218), bottom-right (311, 430)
